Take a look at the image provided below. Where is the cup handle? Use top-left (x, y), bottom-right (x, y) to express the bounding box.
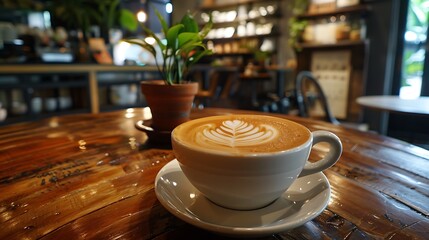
top-left (299, 130), bottom-right (342, 177)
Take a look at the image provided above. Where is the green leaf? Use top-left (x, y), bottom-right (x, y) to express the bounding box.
top-left (155, 9), bottom-right (169, 35)
top-left (119, 9), bottom-right (138, 31)
top-left (199, 14), bottom-right (213, 38)
top-left (178, 32), bottom-right (199, 48)
top-left (142, 25), bottom-right (165, 51)
top-left (179, 41), bottom-right (202, 55)
top-left (166, 24), bottom-right (184, 49)
top-left (186, 49), bottom-right (212, 66)
top-left (180, 12), bottom-right (198, 33)
top-left (123, 9), bottom-right (213, 84)
top-left (124, 39), bottom-right (157, 57)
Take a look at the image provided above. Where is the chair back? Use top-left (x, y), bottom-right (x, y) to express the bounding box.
top-left (295, 71), bottom-right (340, 125)
top-left (192, 66), bottom-right (239, 107)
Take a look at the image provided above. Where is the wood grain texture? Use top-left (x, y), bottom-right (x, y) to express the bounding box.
top-left (1, 107), bottom-right (428, 239)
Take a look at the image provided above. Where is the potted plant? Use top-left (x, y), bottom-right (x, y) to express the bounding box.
top-left (125, 10), bottom-right (212, 133)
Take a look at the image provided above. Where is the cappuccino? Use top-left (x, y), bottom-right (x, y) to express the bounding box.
top-left (172, 115), bottom-right (310, 154)
top-left (171, 114), bottom-right (342, 210)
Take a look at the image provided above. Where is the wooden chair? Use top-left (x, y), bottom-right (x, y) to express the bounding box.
top-left (295, 71), bottom-right (368, 131)
top-left (193, 66), bottom-right (239, 108)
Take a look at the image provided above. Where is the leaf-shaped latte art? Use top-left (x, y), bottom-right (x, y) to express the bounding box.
top-left (198, 120), bottom-right (278, 147)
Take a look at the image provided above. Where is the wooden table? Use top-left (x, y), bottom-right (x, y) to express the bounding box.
top-left (1, 108), bottom-right (428, 239)
top-left (357, 95), bottom-right (429, 135)
top-left (357, 95), bottom-right (429, 116)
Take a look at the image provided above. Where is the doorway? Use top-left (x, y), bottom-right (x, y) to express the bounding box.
top-left (388, 0), bottom-right (429, 150)
top-left (398, 0), bottom-right (429, 98)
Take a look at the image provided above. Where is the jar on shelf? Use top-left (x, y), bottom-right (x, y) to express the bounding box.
top-left (350, 18), bottom-right (366, 40)
top-left (335, 15), bottom-right (351, 41)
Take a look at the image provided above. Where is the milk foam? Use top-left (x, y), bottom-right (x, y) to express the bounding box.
top-left (173, 115), bottom-right (310, 154)
top-left (197, 120), bottom-right (278, 147)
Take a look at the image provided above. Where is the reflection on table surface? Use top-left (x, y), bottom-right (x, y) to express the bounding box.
top-left (0, 107), bottom-right (428, 239)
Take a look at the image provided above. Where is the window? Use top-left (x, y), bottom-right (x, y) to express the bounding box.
top-left (399, 0), bottom-right (429, 99)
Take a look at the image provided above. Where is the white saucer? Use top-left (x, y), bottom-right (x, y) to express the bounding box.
top-left (155, 160), bottom-right (331, 237)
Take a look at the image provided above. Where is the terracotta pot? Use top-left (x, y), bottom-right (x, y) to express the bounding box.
top-left (141, 80), bottom-right (198, 132)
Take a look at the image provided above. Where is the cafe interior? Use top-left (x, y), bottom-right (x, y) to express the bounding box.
top-left (0, 0), bottom-right (428, 149)
top-left (1, 0), bottom-right (429, 239)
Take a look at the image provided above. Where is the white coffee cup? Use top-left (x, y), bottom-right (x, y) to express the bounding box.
top-left (171, 114), bottom-right (342, 210)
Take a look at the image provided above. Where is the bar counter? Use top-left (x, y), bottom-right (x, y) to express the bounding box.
top-left (0, 64), bottom-right (158, 114)
top-left (0, 108), bottom-right (428, 239)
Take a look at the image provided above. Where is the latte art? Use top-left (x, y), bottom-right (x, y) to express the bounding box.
top-left (199, 120), bottom-right (277, 147)
top-left (173, 115), bottom-right (311, 154)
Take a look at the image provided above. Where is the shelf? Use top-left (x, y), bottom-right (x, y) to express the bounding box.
top-left (199, 0), bottom-right (281, 72)
top-left (206, 13), bottom-right (282, 27)
top-left (209, 52), bottom-right (253, 57)
top-left (296, 5), bottom-right (370, 20)
top-left (0, 80), bottom-right (88, 89)
top-left (206, 33), bottom-right (279, 42)
top-left (200, 0), bottom-right (279, 11)
top-left (292, 4), bottom-right (371, 122)
top-left (296, 39), bottom-right (368, 49)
